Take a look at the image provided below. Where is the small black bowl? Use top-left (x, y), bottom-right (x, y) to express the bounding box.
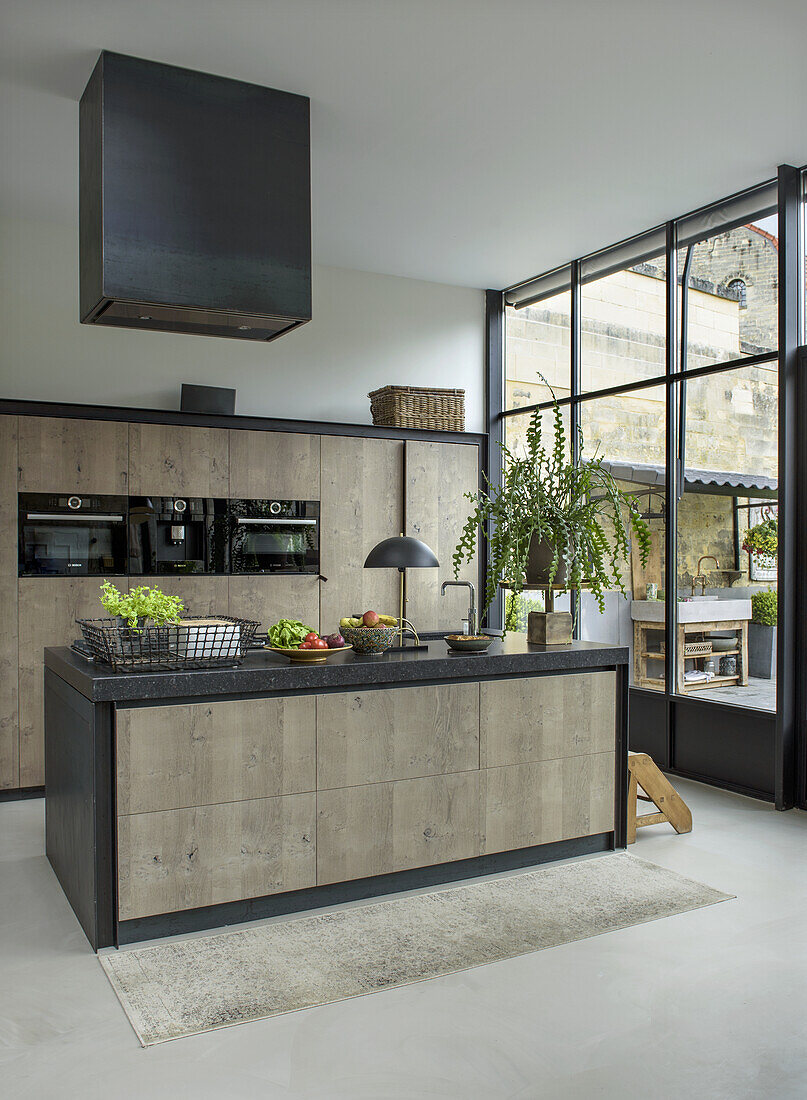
top-left (445, 634), bottom-right (494, 653)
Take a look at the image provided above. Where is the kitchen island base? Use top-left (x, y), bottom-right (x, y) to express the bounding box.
top-left (44, 638), bottom-right (628, 950)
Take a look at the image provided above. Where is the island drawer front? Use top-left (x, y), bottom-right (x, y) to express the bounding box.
top-left (316, 771), bottom-right (484, 886)
top-left (316, 683), bottom-right (480, 790)
top-left (480, 671), bottom-right (616, 768)
top-left (116, 696), bottom-right (316, 815)
top-left (117, 794), bottom-right (316, 920)
top-left (483, 752), bottom-right (616, 855)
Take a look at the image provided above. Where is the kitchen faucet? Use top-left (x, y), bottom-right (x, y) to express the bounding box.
top-left (441, 580), bottom-right (477, 634)
top-left (692, 555), bottom-right (719, 596)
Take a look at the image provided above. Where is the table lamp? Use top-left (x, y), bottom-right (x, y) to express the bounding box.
top-left (363, 534), bottom-right (439, 650)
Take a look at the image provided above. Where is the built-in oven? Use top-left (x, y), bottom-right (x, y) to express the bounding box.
top-left (229, 500), bottom-right (320, 574)
top-left (128, 497), bottom-right (229, 575)
top-left (18, 493), bottom-right (128, 576)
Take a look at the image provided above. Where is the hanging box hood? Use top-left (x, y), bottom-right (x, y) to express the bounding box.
top-left (80, 52), bottom-right (311, 341)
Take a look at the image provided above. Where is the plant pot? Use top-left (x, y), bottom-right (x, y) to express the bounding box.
top-left (525, 535), bottom-right (567, 586)
top-left (748, 622), bottom-right (777, 679)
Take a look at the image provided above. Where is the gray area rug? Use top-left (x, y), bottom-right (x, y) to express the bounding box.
top-left (100, 853), bottom-right (731, 1045)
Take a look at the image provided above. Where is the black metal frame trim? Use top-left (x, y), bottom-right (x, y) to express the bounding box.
top-left (0, 396), bottom-right (487, 448)
top-left (486, 168), bottom-right (800, 806)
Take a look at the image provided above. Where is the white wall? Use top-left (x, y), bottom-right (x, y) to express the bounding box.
top-left (0, 216), bottom-right (485, 431)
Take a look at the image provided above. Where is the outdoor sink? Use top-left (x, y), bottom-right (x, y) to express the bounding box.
top-left (631, 599), bottom-right (752, 623)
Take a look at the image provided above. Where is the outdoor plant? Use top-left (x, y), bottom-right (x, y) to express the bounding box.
top-left (100, 581), bottom-right (184, 630)
top-left (453, 382), bottom-right (651, 619)
top-left (751, 588), bottom-right (777, 626)
top-left (742, 517), bottom-right (777, 558)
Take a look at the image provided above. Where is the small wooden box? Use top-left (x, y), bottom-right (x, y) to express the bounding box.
top-left (528, 610), bottom-right (573, 646)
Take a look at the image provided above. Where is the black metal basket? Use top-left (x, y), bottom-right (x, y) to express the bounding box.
top-left (76, 616), bottom-right (260, 673)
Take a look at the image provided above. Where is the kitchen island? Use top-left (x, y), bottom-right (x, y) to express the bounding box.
top-left (44, 638), bottom-right (628, 950)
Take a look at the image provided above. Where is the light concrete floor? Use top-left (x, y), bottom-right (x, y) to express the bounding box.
top-left (693, 675), bottom-right (776, 711)
top-left (2, 781), bottom-right (806, 1099)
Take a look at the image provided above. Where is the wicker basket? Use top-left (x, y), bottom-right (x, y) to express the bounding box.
top-left (369, 386), bottom-right (465, 431)
top-left (684, 641), bottom-right (713, 657)
top-left (77, 615), bottom-right (259, 673)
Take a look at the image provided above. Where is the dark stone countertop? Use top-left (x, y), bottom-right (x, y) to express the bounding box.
top-left (44, 637), bottom-right (628, 704)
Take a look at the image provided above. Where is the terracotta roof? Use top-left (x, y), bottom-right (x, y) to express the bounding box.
top-left (745, 222), bottom-right (779, 249)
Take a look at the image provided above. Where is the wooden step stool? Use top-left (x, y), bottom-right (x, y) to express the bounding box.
top-left (627, 753), bottom-right (692, 844)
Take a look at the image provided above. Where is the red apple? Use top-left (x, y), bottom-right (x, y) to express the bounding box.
top-left (362, 610), bottom-right (380, 627)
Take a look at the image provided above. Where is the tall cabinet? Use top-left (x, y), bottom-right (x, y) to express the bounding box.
top-left (404, 440), bottom-right (479, 632)
top-left (4, 412), bottom-right (483, 794)
top-left (0, 417), bottom-right (19, 790)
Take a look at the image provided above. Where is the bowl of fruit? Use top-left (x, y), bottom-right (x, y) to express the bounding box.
top-left (340, 610), bottom-right (399, 654)
top-left (264, 619), bottom-right (351, 663)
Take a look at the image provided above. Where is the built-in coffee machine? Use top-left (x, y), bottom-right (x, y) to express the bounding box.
top-left (128, 497), bottom-right (229, 575)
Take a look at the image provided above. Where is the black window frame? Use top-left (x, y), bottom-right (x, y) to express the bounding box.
top-left (485, 168), bottom-right (803, 809)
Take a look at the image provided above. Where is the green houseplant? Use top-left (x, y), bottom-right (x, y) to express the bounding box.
top-left (749, 588), bottom-right (777, 679)
top-left (100, 581), bottom-right (184, 630)
top-left (453, 388), bottom-right (651, 625)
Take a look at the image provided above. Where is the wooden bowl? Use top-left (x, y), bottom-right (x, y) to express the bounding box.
top-left (265, 644), bottom-right (352, 664)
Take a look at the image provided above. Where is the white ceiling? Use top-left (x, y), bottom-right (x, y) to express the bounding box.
top-left (2, 0), bottom-right (807, 290)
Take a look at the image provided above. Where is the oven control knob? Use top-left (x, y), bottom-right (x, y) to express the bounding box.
top-left (269, 501), bottom-right (282, 515)
top-left (173, 499), bottom-right (187, 513)
top-left (68, 496), bottom-right (82, 510)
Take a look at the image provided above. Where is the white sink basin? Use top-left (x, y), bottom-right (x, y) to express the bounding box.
top-left (631, 599), bottom-right (752, 623)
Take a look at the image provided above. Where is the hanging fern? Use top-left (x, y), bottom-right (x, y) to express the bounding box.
top-left (454, 378), bottom-right (651, 627)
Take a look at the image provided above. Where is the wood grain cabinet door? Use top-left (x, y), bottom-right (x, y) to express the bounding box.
top-left (317, 683), bottom-right (479, 789)
top-left (0, 417), bottom-right (18, 789)
top-left (128, 423), bottom-right (229, 497)
top-left (18, 576), bottom-right (125, 788)
top-left (404, 440), bottom-right (479, 632)
top-left (319, 436), bottom-right (403, 632)
top-left (482, 753), bottom-right (616, 854)
top-left (18, 416), bottom-right (128, 494)
top-left (480, 671), bottom-right (616, 768)
top-left (229, 430), bottom-right (320, 499)
top-left (317, 771), bottom-right (484, 885)
top-left (228, 574), bottom-right (320, 635)
top-left (117, 794), bottom-right (316, 919)
top-left (116, 695), bottom-right (316, 814)
top-left (133, 576), bottom-right (230, 619)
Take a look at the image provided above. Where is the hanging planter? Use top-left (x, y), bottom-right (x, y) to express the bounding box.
top-left (742, 518), bottom-right (777, 581)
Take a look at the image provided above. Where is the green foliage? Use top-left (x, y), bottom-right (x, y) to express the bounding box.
top-left (751, 588), bottom-right (777, 626)
top-left (267, 619), bottom-right (314, 648)
top-left (100, 582), bottom-right (184, 630)
top-left (743, 518), bottom-right (777, 557)
top-left (453, 380), bottom-right (651, 622)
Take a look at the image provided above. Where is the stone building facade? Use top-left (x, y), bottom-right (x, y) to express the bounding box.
top-left (504, 223), bottom-right (779, 591)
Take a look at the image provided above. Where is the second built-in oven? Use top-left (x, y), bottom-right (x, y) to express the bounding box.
top-left (229, 500), bottom-right (320, 574)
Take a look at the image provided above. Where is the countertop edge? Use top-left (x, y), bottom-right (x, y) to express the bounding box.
top-left (45, 641), bottom-right (629, 703)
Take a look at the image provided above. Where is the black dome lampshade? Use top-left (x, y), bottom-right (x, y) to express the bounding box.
top-left (363, 535), bottom-right (439, 650)
top-left (363, 536), bottom-right (439, 571)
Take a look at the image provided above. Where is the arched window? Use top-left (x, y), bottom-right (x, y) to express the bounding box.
top-left (727, 278), bottom-right (748, 309)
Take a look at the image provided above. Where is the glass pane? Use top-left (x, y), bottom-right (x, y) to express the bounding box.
top-left (677, 214), bottom-right (778, 372)
top-left (579, 388), bottom-right (666, 689)
top-left (504, 292), bottom-right (571, 412)
top-left (675, 362), bottom-right (777, 712)
top-left (503, 405), bottom-right (571, 464)
top-left (581, 251), bottom-right (667, 392)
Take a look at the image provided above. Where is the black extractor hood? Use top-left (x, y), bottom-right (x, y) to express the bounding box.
top-left (79, 52), bottom-right (311, 341)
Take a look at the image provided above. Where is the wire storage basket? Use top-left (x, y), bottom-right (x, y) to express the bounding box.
top-left (77, 616), bottom-right (260, 672)
top-left (368, 386), bottom-right (465, 431)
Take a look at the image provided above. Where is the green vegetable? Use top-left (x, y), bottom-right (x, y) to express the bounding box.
top-left (100, 581), bottom-right (184, 630)
top-left (267, 618), bottom-right (314, 649)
